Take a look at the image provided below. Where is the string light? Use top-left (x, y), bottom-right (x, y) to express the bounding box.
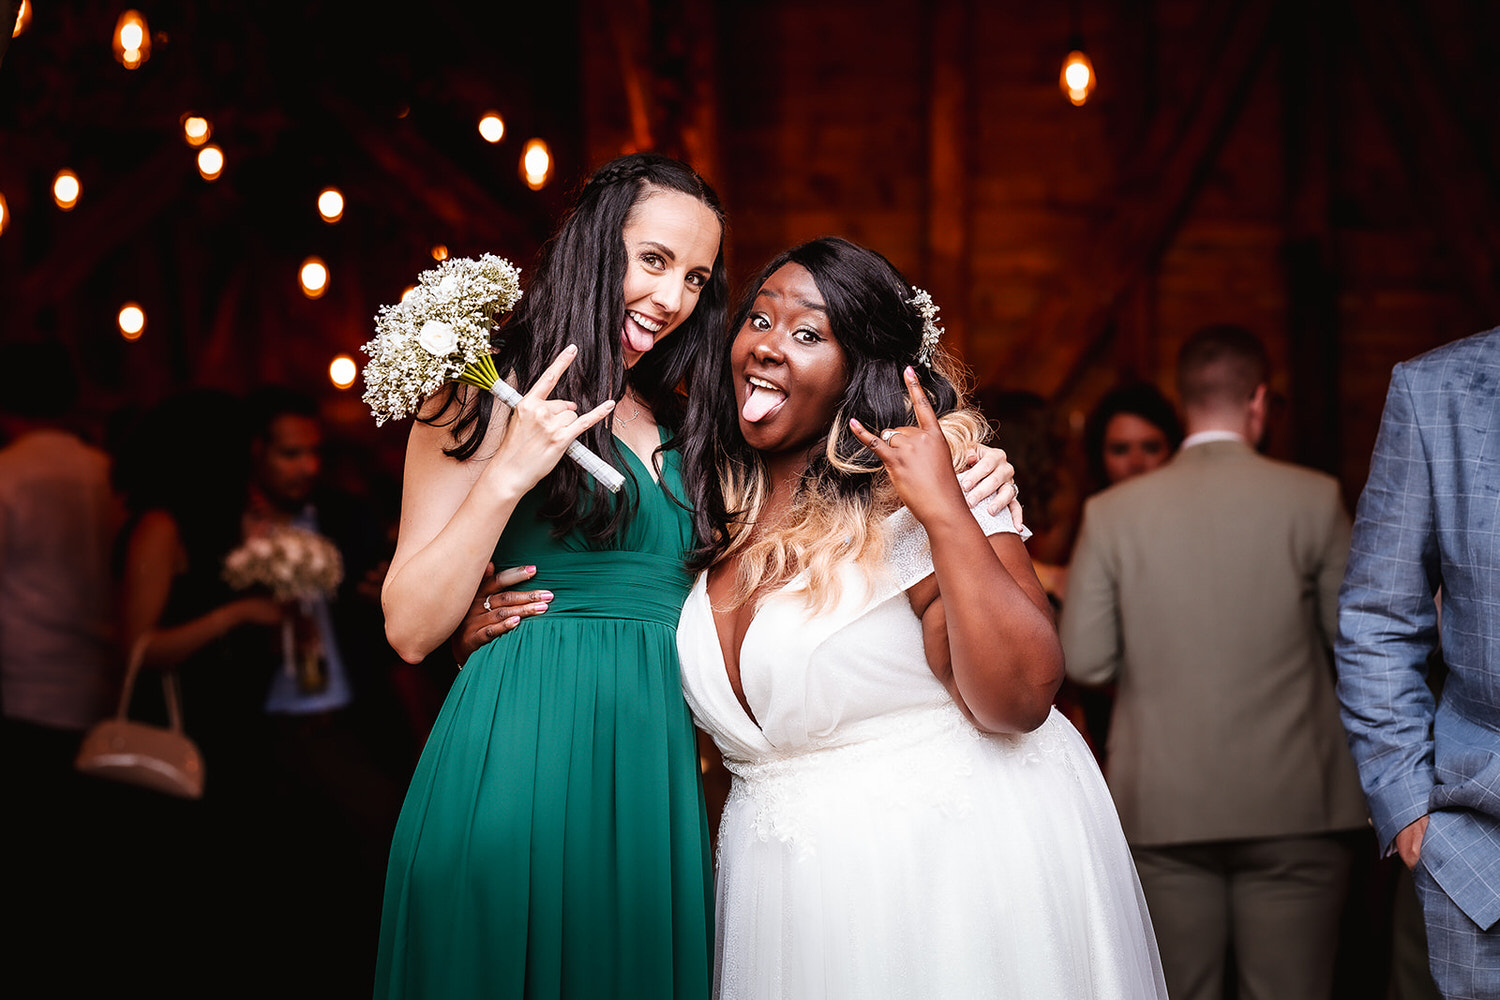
top-left (113, 10), bottom-right (150, 69)
top-left (521, 139), bottom-right (552, 190)
top-left (53, 170), bottom-right (81, 210)
top-left (300, 257), bottom-right (329, 299)
top-left (317, 187), bottom-right (344, 223)
top-left (1060, 48), bottom-right (1096, 106)
top-left (118, 303), bottom-right (146, 341)
top-left (329, 355), bottom-right (358, 389)
top-left (478, 112), bottom-right (505, 144)
top-left (197, 145), bottom-right (224, 181)
top-left (430, 244), bottom-right (448, 261)
top-left (181, 115), bottom-right (211, 147)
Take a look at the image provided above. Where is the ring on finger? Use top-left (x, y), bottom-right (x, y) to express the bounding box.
top-left (483, 595), bottom-right (493, 612)
top-left (881, 428), bottom-right (898, 443)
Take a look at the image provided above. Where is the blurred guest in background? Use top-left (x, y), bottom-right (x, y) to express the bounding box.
top-left (1061, 325), bottom-right (1367, 1000)
top-left (1070, 380), bottom-right (1184, 759)
top-left (1083, 381), bottom-right (1184, 497)
top-left (1, 339), bottom-right (125, 989)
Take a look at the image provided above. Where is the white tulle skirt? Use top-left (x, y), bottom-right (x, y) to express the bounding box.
top-left (711, 706), bottom-right (1169, 999)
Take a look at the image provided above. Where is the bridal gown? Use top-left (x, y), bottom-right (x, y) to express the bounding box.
top-left (677, 505), bottom-right (1168, 999)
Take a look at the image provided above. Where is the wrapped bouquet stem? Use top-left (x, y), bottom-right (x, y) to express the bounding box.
top-left (361, 254), bottom-right (624, 492)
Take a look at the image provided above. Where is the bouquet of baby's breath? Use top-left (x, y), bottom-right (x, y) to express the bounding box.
top-left (222, 525), bottom-right (344, 602)
top-left (361, 253), bottom-right (524, 426)
top-left (361, 254), bottom-right (625, 491)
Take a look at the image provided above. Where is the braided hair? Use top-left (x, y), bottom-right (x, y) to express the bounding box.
top-left (426, 152), bottom-right (729, 544)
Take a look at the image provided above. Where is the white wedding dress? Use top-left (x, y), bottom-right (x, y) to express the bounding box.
top-left (677, 505), bottom-right (1169, 999)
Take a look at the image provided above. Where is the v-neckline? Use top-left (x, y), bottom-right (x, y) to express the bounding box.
top-left (614, 425), bottom-right (667, 487)
top-left (696, 576), bottom-right (773, 742)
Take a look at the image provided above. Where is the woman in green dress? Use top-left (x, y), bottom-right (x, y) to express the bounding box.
top-left (376, 153), bottom-right (730, 999)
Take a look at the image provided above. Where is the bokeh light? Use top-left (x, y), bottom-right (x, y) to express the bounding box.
top-left (197, 145), bottom-right (224, 181)
top-left (1060, 50), bottom-right (1096, 106)
top-left (118, 303), bottom-right (146, 340)
top-left (478, 112), bottom-right (505, 144)
top-left (181, 115), bottom-right (211, 147)
top-left (114, 10), bottom-right (150, 69)
top-left (53, 170), bottom-right (80, 210)
top-left (329, 354), bottom-right (358, 389)
top-left (522, 139), bottom-right (552, 190)
top-left (318, 187), bottom-right (344, 223)
top-left (430, 244), bottom-right (449, 261)
top-left (300, 257), bottom-right (329, 299)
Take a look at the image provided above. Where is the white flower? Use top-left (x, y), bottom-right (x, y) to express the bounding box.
top-left (437, 275), bottom-right (459, 299)
top-left (418, 320), bottom-right (459, 356)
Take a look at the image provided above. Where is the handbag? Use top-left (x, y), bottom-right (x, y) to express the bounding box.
top-left (75, 633), bottom-right (205, 799)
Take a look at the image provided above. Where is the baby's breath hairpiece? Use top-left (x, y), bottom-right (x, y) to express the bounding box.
top-left (908, 287), bottom-right (944, 366)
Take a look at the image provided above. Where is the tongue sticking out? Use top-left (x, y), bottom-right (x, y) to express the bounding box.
top-left (742, 385), bottom-right (786, 423)
top-left (622, 318), bottom-right (657, 356)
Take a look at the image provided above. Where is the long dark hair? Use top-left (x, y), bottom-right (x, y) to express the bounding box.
top-left (428, 152), bottom-right (730, 543)
top-left (690, 236), bottom-right (966, 567)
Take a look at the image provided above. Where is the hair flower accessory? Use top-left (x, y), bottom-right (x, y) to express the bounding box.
top-left (360, 253), bottom-right (625, 492)
top-left (908, 287), bottom-right (944, 366)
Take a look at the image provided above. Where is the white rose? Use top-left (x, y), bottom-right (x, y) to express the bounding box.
top-left (418, 320), bottom-right (458, 356)
top-left (438, 275), bottom-right (459, 298)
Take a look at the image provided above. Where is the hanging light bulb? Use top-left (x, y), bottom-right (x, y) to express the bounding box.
top-left (197, 145), bottom-right (224, 181)
top-left (181, 114), bottom-right (212, 147)
top-left (1060, 38), bottom-right (1096, 107)
top-left (328, 355), bottom-right (358, 389)
top-left (300, 257), bottom-right (329, 299)
top-left (118, 303), bottom-right (146, 341)
top-left (478, 112), bottom-right (505, 144)
top-left (317, 187), bottom-right (344, 223)
top-left (521, 139), bottom-right (552, 190)
top-left (13, 0), bottom-right (31, 38)
top-left (53, 170), bottom-right (81, 210)
top-left (430, 244), bottom-right (449, 261)
top-left (113, 10), bottom-right (151, 69)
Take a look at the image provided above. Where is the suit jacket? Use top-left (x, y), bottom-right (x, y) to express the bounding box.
top-left (1061, 438), bottom-right (1368, 846)
top-left (1336, 327), bottom-right (1500, 931)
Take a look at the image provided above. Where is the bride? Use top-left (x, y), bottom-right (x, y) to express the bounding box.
top-left (677, 236), bottom-right (1169, 998)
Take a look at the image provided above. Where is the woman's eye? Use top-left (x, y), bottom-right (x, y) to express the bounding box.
top-left (686, 272), bottom-right (706, 289)
top-left (792, 328), bottom-right (822, 344)
top-left (750, 314), bottom-right (770, 331)
top-left (641, 252), bottom-right (664, 269)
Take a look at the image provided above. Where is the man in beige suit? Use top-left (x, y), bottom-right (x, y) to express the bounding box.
top-left (1060, 325), bottom-right (1368, 1000)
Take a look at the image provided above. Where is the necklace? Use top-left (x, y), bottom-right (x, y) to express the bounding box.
top-left (615, 393), bottom-right (645, 425)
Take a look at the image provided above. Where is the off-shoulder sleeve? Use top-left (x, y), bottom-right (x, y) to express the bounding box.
top-left (884, 503), bottom-right (1029, 593)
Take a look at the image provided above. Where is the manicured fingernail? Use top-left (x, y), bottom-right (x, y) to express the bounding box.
top-left (905, 366), bottom-right (916, 378)
top-left (505, 616), bottom-right (521, 627)
top-left (536, 591), bottom-right (553, 601)
top-left (532, 603), bottom-right (548, 613)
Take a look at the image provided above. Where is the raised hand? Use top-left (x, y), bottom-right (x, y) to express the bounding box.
top-left (848, 366), bottom-right (968, 525)
top-left (491, 346), bottom-right (616, 493)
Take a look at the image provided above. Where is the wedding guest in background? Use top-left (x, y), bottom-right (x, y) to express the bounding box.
top-left (242, 385), bottom-right (409, 996)
top-left (1069, 380), bottom-right (1184, 759)
top-left (1336, 327), bottom-right (1500, 999)
top-left (1, 339), bottom-right (126, 993)
top-left (1083, 381), bottom-right (1184, 497)
top-left (1061, 325), bottom-right (1367, 1000)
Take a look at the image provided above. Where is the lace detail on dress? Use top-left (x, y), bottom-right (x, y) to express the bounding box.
top-left (722, 704), bottom-right (980, 859)
top-left (883, 503), bottom-right (1024, 592)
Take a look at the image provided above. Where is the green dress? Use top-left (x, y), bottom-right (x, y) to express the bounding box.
top-left (375, 437), bottom-right (712, 999)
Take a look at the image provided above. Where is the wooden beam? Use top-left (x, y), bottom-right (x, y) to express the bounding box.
top-left (987, 0), bottom-right (1279, 399)
top-left (924, 0), bottom-right (974, 359)
top-left (1350, 0), bottom-right (1500, 320)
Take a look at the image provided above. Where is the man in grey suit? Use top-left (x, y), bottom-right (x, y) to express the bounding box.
top-left (1336, 327), bottom-right (1500, 999)
top-left (1061, 325), bottom-right (1369, 1000)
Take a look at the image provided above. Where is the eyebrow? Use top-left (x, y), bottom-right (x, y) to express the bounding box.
top-left (757, 287), bottom-right (827, 313)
